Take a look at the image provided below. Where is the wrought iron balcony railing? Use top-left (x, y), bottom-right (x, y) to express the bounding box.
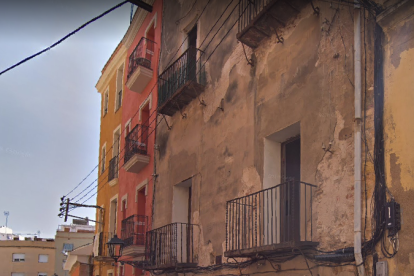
top-left (108, 156), bottom-right (118, 182)
top-left (237, 0), bottom-right (308, 48)
top-left (144, 223), bottom-right (198, 270)
top-left (158, 47), bottom-right (206, 116)
top-left (121, 215), bottom-right (147, 247)
top-left (96, 232), bottom-right (114, 258)
top-left (225, 180), bottom-right (318, 258)
top-left (127, 37), bottom-right (155, 80)
top-left (124, 124), bottom-right (149, 164)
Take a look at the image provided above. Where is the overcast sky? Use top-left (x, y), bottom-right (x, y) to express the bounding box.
top-left (0, 0), bottom-right (132, 238)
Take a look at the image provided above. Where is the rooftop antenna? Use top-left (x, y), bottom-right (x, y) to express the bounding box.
top-left (4, 211), bottom-right (9, 228)
top-left (37, 230), bottom-right (40, 238)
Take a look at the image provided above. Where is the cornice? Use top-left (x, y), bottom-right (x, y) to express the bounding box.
top-left (122, 0), bottom-right (155, 49)
top-left (96, 44), bottom-right (127, 93)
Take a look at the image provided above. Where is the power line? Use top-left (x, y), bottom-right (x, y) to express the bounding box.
top-left (61, 0), bottom-right (216, 205)
top-left (62, 0), bottom-right (236, 212)
top-left (0, 1), bottom-right (129, 77)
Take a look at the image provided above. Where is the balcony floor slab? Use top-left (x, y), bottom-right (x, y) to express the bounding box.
top-left (224, 240), bottom-right (319, 258)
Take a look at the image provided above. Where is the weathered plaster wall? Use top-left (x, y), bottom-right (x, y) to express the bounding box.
top-left (155, 1), bottom-right (377, 275)
top-left (380, 2), bottom-right (414, 274)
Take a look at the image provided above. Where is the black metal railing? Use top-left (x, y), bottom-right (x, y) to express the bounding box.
top-left (121, 215), bottom-right (147, 247)
top-left (124, 124), bottom-right (149, 164)
top-left (158, 47), bottom-right (206, 108)
top-left (108, 156), bottom-right (118, 181)
top-left (145, 223), bottom-right (197, 269)
top-left (97, 232), bottom-right (114, 258)
top-left (238, 0), bottom-right (271, 33)
top-left (127, 37), bottom-right (155, 80)
top-left (226, 181), bottom-right (316, 253)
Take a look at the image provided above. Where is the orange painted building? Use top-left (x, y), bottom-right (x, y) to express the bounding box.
top-left (116, 1), bottom-right (162, 275)
top-left (93, 41), bottom-right (127, 276)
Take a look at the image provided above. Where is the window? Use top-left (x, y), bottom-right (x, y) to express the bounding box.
top-left (11, 273), bottom-right (25, 276)
top-left (115, 65), bottom-right (123, 111)
top-left (101, 144), bottom-right (106, 174)
top-left (12, 253), bottom-right (25, 262)
top-left (63, 243), bottom-right (74, 252)
top-left (103, 89), bottom-right (109, 116)
top-left (38, 273), bottom-right (47, 276)
top-left (38, 254), bottom-right (48, 263)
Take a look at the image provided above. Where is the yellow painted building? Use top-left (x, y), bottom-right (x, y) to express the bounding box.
top-left (0, 239), bottom-right (55, 276)
top-left (93, 42), bottom-right (127, 276)
top-left (378, 1), bottom-right (414, 274)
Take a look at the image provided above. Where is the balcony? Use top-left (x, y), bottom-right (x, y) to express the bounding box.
top-left (237, 0), bottom-right (309, 48)
top-left (224, 181), bottom-right (318, 258)
top-left (121, 215), bottom-right (147, 258)
top-left (94, 232), bottom-right (114, 261)
top-left (108, 156), bottom-right (118, 185)
top-left (123, 124), bottom-right (150, 174)
top-left (126, 38), bottom-right (155, 94)
top-left (144, 223), bottom-right (198, 270)
top-left (158, 47), bottom-right (206, 116)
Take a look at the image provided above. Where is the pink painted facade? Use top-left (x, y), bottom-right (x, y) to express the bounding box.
top-left (117, 1), bottom-right (162, 275)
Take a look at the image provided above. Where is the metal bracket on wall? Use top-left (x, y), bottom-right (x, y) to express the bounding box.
top-left (174, 100), bottom-right (187, 119)
top-left (162, 114), bottom-right (172, 130)
top-left (311, 1), bottom-right (320, 15)
top-left (217, 98), bottom-right (224, 112)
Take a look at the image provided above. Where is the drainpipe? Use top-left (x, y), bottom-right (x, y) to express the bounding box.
top-left (353, 2), bottom-right (365, 276)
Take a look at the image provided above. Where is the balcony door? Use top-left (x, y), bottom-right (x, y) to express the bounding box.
top-left (187, 24), bottom-right (197, 82)
top-left (280, 137), bottom-right (300, 243)
top-left (137, 188), bottom-right (146, 245)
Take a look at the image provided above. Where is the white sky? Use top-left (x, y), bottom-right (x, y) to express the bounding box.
top-left (0, 0), bottom-right (133, 238)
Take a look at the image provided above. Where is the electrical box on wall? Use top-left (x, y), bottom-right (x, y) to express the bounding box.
top-left (385, 200), bottom-right (401, 236)
top-left (376, 261), bottom-right (388, 276)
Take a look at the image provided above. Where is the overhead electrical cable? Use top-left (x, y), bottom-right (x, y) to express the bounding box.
top-left (0, 1), bottom-right (129, 76)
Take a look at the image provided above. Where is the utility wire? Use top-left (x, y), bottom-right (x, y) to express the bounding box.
top-left (62, 0), bottom-right (215, 205)
top-left (0, 1), bottom-right (129, 76)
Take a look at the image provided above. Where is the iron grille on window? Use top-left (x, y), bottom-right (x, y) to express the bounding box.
top-left (127, 37), bottom-right (155, 80)
top-left (97, 232), bottom-right (114, 257)
top-left (121, 215), bottom-right (147, 247)
top-left (124, 124), bottom-right (149, 163)
top-left (108, 156), bottom-right (118, 181)
top-left (144, 223), bottom-right (198, 269)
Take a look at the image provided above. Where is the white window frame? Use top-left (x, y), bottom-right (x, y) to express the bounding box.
top-left (109, 194), bottom-right (118, 234)
top-left (114, 64), bottom-right (124, 112)
top-left (101, 143), bottom-right (107, 175)
top-left (138, 94), bottom-right (152, 122)
top-left (112, 125), bottom-right (122, 157)
top-left (144, 13), bottom-right (157, 39)
top-left (135, 179), bottom-right (148, 202)
top-left (121, 194), bottom-right (128, 211)
top-left (125, 118), bottom-right (132, 138)
top-left (38, 254), bottom-right (49, 263)
top-left (103, 88), bottom-right (109, 116)
top-left (12, 253), bottom-right (25, 262)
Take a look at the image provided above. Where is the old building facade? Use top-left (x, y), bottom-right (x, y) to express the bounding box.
top-left (146, 0), bottom-right (413, 275)
top-left (90, 0), bottom-right (413, 275)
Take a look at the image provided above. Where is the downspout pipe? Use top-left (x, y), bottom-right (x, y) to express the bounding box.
top-left (353, 3), bottom-right (365, 276)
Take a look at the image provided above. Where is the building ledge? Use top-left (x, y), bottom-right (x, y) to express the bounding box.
top-left (123, 153), bottom-right (150, 173)
top-left (108, 178), bottom-right (118, 187)
top-left (126, 65), bottom-right (153, 94)
top-left (224, 241), bottom-right (319, 258)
